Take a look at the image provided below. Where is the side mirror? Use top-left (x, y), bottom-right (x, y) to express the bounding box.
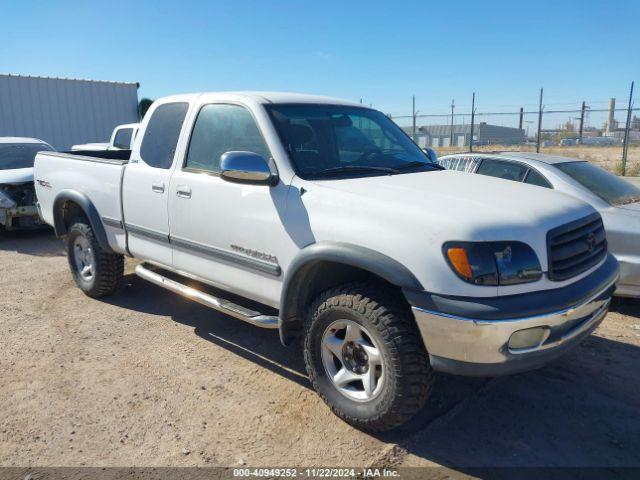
top-left (425, 147), bottom-right (438, 163)
top-left (220, 151), bottom-right (276, 185)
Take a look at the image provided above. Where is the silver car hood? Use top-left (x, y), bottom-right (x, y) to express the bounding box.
top-left (0, 168), bottom-right (34, 185)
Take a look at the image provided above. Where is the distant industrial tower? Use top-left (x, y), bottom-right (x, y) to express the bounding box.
top-left (607, 98), bottom-right (617, 133)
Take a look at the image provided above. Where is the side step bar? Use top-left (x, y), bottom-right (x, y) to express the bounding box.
top-left (135, 264), bottom-right (278, 329)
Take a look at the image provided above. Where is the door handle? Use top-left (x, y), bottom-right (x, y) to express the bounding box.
top-left (176, 185), bottom-right (192, 199)
top-left (151, 182), bottom-right (165, 193)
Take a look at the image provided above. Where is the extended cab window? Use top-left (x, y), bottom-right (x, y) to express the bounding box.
top-left (113, 128), bottom-right (133, 149)
top-left (140, 103), bottom-right (189, 169)
top-left (476, 159), bottom-right (528, 182)
top-left (185, 104), bottom-right (270, 172)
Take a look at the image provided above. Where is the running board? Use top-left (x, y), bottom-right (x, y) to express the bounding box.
top-left (135, 264), bottom-right (279, 329)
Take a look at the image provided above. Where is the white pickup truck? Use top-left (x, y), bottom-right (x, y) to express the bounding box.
top-left (34, 92), bottom-right (618, 431)
top-left (71, 123), bottom-right (139, 152)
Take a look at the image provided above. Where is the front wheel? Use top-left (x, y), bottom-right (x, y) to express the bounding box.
top-left (303, 283), bottom-right (433, 431)
top-left (66, 219), bottom-right (123, 297)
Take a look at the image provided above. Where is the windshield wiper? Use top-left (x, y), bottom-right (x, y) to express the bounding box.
top-left (395, 161), bottom-right (445, 171)
top-left (312, 165), bottom-right (400, 177)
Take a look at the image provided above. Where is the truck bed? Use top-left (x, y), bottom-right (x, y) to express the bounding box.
top-left (34, 150), bottom-right (131, 254)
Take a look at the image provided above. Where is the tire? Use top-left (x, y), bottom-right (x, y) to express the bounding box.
top-left (66, 219), bottom-right (123, 298)
top-left (303, 282), bottom-right (433, 431)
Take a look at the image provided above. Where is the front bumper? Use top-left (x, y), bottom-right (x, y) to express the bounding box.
top-left (409, 254), bottom-right (619, 376)
top-left (0, 205), bottom-right (45, 230)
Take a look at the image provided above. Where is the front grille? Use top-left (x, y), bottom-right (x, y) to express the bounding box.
top-left (547, 213), bottom-right (607, 281)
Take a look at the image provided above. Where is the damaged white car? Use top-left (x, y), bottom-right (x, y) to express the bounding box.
top-left (0, 137), bottom-right (54, 230)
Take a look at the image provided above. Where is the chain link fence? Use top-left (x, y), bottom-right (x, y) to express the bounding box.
top-left (388, 85), bottom-right (639, 175)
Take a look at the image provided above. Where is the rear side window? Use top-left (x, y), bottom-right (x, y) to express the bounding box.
top-left (476, 159), bottom-right (528, 182)
top-left (524, 169), bottom-right (551, 188)
top-left (113, 128), bottom-right (133, 149)
top-left (140, 103), bottom-right (189, 169)
top-left (185, 104), bottom-right (270, 172)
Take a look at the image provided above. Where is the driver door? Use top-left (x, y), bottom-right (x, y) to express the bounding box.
top-left (168, 102), bottom-right (295, 307)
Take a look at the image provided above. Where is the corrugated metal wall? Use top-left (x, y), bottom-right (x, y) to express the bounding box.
top-left (0, 74), bottom-right (139, 150)
top-left (477, 124), bottom-right (525, 145)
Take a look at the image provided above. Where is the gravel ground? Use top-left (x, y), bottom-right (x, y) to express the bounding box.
top-left (1, 230), bottom-right (639, 472)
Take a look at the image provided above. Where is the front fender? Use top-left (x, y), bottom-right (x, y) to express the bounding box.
top-left (278, 241), bottom-right (423, 345)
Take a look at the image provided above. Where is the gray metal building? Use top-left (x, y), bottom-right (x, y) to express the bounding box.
top-left (0, 74), bottom-right (139, 150)
top-left (404, 122), bottom-right (525, 148)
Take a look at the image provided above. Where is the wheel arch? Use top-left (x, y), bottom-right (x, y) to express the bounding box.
top-left (278, 242), bottom-right (423, 345)
top-left (52, 190), bottom-right (113, 253)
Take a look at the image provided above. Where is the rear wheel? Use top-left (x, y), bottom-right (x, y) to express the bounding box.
top-left (66, 220), bottom-right (123, 297)
top-left (304, 282), bottom-right (433, 431)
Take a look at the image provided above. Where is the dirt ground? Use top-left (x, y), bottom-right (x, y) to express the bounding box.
top-left (1, 230), bottom-right (639, 473)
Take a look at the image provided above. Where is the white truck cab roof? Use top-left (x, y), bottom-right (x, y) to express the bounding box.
top-left (157, 91), bottom-right (362, 107)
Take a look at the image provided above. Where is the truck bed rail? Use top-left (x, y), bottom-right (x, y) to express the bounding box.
top-left (50, 150), bottom-right (131, 164)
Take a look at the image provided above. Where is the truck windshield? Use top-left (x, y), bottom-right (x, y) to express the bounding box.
top-left (267, 104), bottom-right (437, 179)
top-left (556, 161), bottom-right (640, 205)
top-left (0, 143), bottom-right (53, 170)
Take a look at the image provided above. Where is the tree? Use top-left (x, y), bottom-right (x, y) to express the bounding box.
top-left (563, 120), bottom-right (575, 133)
top-left (138, 98), bottom-right (154, 120)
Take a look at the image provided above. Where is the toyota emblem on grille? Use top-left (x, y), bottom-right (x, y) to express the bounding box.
top-left (586, 232), bottom-right (596, 252)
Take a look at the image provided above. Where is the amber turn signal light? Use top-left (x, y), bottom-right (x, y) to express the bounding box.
top-left (446, 247), bottom-right (473, 279)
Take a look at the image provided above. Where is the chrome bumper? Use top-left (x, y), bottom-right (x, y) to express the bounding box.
top-left (412, 280), bottom-right (615, 376)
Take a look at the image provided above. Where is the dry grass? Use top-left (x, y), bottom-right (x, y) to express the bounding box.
top-left (434, 144), bottom-right (640, 176)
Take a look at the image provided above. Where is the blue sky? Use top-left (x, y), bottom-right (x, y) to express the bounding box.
top-left (1, 0), bottom-right (638, 121)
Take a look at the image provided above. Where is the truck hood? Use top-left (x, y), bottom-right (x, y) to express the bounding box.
top-left (296, 169), bottom-right (601, 299)
top-left (307, 169), bottom-right (596, 240)
top-left (0, 168), bottom-right (34, 185)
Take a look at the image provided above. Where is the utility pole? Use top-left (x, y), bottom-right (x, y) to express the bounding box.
top-left (469, 92), bottom-right (476, 153)
top-left (536, 88), bottom-right (544, 153)
top-left (518, 107), bottom-right (524, 130)
top-left (622, 81), bottom-right (635, 176)
top-left (449, 99), bottom-right (455, 147)
top-left (579, 101), bottom-right (586, 141)
top-left (412, 95), bottom-right (417, 142)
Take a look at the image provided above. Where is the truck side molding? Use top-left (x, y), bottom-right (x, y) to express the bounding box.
top-left (278, 241), bottom-right (423, 345)
top-left (52, 189), bottom-right (114, 253)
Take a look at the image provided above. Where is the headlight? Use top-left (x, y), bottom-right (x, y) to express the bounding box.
top-left (443, 241), bottom-right (542, 286)
top-left (0, 189), bottom-right (17, 209)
